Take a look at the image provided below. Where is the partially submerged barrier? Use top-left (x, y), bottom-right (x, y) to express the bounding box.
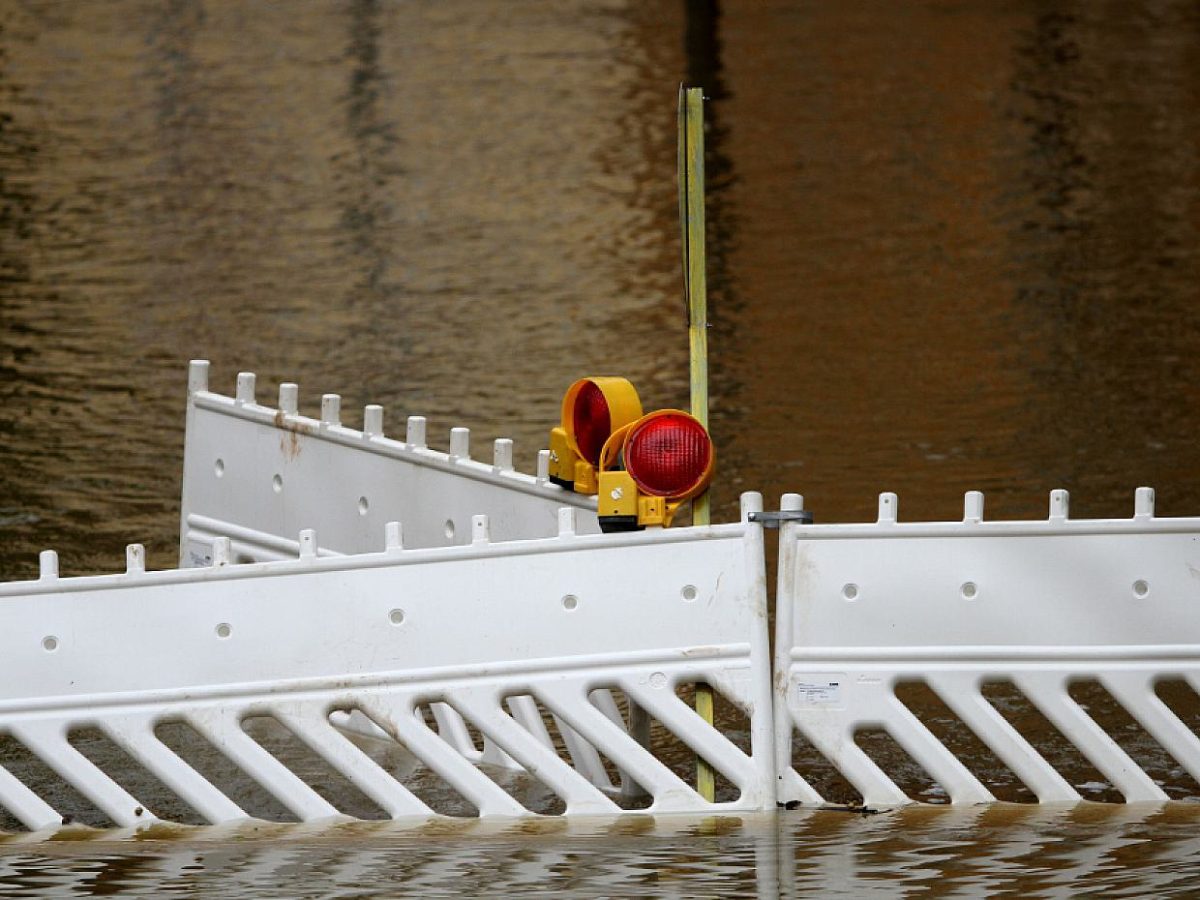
top-left (5, 360), bottom-right (1200, 833)
top-left (179, 361), bottom-right (598, 567)
top-left (177, 364), bottom-right (613, 780)
top-left (0, 498), bottom-right (774, 831)
top-left (773, 489), bottom-right (1200, 806)
top-left (179, 367), bottom-right (1200, 810)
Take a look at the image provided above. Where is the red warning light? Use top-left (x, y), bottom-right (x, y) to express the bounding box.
top-left (571, 380), bottom-right (612, 466)
top-left (624, 411), bottom-right (714, 499)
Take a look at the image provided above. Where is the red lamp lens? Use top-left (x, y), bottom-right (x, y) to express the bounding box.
top-left (572, 381), bottom-right (611, 465)
top-left (625, 413), bottom-right (713, 497)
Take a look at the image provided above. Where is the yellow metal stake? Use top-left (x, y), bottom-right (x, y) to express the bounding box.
top-left (680, 85), bottom-right (715, 802)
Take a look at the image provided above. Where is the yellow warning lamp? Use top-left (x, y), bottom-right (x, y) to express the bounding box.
top-left (548, 377), bottom-right (643, 494)
top-left (596, 409), bottom-right (716, 532)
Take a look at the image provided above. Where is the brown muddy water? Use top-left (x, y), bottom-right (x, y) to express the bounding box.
top-left (2, 0), bottom-right (1200, 895)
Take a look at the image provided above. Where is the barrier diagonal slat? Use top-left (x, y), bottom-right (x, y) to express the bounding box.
top-left (506, 695), bottom-right (554, 747)
top-left (614, 679), bottom-right (758, 794)
top-left (103, 716), bottom-right (247, 825)
top-left (360, 696), bottom-right (529, 818)
top-left (799, 720), bottom-right (910, 807)
top-left (589, 689), bottom-right (646, 798)
top-left (550, 710), bottom-right (614, 793)
top-left (450, 688), bottom-right (619, 815)
top-left (881, 695), bottom-right (994, 804)
top-left (273, 704), bottom-right (433, 820)
top-left (429, 703), bottom-right (482, 762)
top-left (12, 721), bottom-right (156, 828)
top-left (188, 711), bottom-right (342, 822)
top-left (1014, 673), bottom-right (1169, 803)
top-left (1102, 673), bottom-right (1200, 787)
top-left (924, 673), bottom-right (1079, 804)
top-left (535, 682), bottom-right (702, 812)
top-left (0, 762), bottom-right (61, 831)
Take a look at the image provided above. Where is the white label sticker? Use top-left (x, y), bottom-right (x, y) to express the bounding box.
top-left (795, 679), bottom-right (842, 707)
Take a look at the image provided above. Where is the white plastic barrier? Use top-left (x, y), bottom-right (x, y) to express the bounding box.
top-left (179, 361), bottom-right (598, 566)
top-left (774, 489), bottom-right (1200, 807)
top-left (0, 497), bottom-right (773, 831)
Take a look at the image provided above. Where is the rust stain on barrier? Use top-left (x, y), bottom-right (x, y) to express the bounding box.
top-left (274, 411), bottom-right (312, 461)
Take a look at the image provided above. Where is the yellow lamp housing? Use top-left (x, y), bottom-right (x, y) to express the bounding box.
top-left (596, 409), bottom-right (715, 532)
top-left (550, 377), bottom-right (642, 495)
top-left (547, 426), bottom-right (577, 490)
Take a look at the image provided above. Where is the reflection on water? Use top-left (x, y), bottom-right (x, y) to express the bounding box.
top-left (1005, 5), bottom-right (1200, 515)
top-left (3, 0), bottom-right (1200, 892)
top-left (2, 807), bottom-right (1200, 897)
top-left (719, 0), bottom-right (1200, 525)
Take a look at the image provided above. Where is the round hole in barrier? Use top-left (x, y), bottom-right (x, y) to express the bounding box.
top-left (358, 496), bottom-right (369, 516)
top-left (562, 594), bottom-right (579, 611)
top-left (961, 581), bottom-right (978, 600)
top-left (216, 623), bottom-right (232, 639)
top-left (389, 608), bottom-right (405, 626)
top-left (1133, 579), bottom-right (1150, 599)
top-left (214, 458), bottom-right (225, 478)
top-left (42, 636), bottom-right (58, 652)
top-left (444, 519), bottom-right (455, 541)
top-left (681, 584), bottom-right (698, 602)
top-left (842, 583), bottom-right (859, 601)
top-left (272, 474), bottom-right (283, 493)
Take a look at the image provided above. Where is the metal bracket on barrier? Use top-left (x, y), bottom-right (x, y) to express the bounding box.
top-left (748, 510), bottom-right (813, 528)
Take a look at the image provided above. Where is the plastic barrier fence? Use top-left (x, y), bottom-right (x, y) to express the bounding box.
top-left (0, 498), bottom-right (773, 831)
top-left (180, 361), bottom-right (598, 566)
top-left (773, 489), bottom-right (1200, 806)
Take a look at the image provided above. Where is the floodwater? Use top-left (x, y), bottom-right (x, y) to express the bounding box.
top-left (2, 0), bottom-right (1200, 894)
top-left (4, 807), bottom-right (1200, 898)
